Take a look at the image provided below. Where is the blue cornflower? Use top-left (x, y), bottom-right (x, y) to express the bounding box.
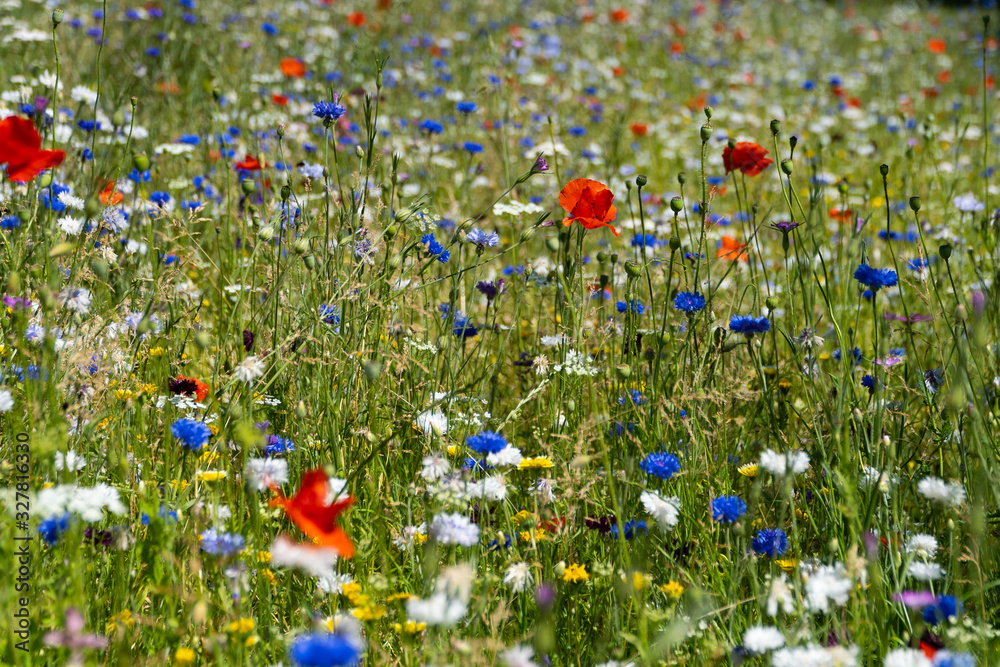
top-left (39, 513), bottom-right (72, 545)
top-left (616, 299), bottom-right (645, 315)
top-left (179, 134), bottom-right (201, 145)
top-left (618, 389), bottom-right (647, 406)
top-left (419, 119), bottom-right (444, 134)
top-left (906, 258), bottom-right (930, 271)
top-left (711, 496), bottom-right (747, 523)
top-left (456, 101), bottom-right (477, 114)
top-left (452, 313), bottom-right (478, 338)
top-left (611, 519), bottom-right (648, 540)
top-left (289, 632), bottom-right (362, 667)
top-left (141, 506), bottom-right (179, 525)
top-left (149, 191), bottom-right (171, 206)
top-left (319, 304), bottom-right (341, 326)
top-left (853, 264), bottom-right (898, 292)
top-left (265, 435), bottom-right (295, 456)
top-left (640, 452), bottom-right (681, 480)
top-left (421, 233), bottom-right (450, 262)
top-left (261, 22), bottom-right (278, 35)
top-left (128, 168), bottom-right (151, 182)
top-left (729, 315), bottom-right (770, 337)
top-left (313, 99), bottom-right (346, 122)
top-left (462, 142), bottom-right (484, 154)
top-left (751, 528), bottom-right (788, 558)
top-left (833, 346), bottom-right (863, 366)
top-left (466, 228), bottom-right (499, 247)
top-left (930, 652), bottom-right (975, 667)
top-left (464, 457), bottom-right (493, 473)
top-left (171, 418), bottom-right (211, 451)
top-left (199, 529), bottom-right (244, 556)
top-left (631, 234), bottom-right (657, 248)
top-left (466, 430), bottom-right (507, 455)
top-left (922, 595), bottom-right (962, 625)
top-left (861, 374), bottom-right (876, 395)
top-left (674, 291), bottom-right (706, 313)
top-left (1, 215), bottom-right (20, 230)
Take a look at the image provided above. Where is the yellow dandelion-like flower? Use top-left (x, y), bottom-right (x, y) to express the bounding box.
top-left (562, 564), bottom-right (589, 583)
top-left (393, 621), bottom-right (427, 634)
top-left (244, 636), bottom-right (259, 648)
top-left (660, 580), bottom-right (685, 600)
top-left (148, 347), bottom-right (165, 357)
top-left (776, 559), bottom-right (799, 573)
top-left (518, 456), bottom-right (554, 469)
top-left (632, 572), bottom-right (649, 591)
top-left (140, 383), bottom-right (158, 394)
top-left (256, 551), bottom-right (271, 563)
top-left (261, 569), bottom-right (276, 584)
top-left (199, 451), bottom-right (220, 464)
top-left (351, 605), bottom-right (387, 621)
top-left (342, 582), bottom-right (362, 599)
top-left (195, 470), bottom-right (227, 482)
top-left (208, 423), bottom-right (219, 436)
top-left (738, 463), bottom-right (759, 478)
top-left (114, 389), bottom-right (134, 400)
top-left (446, 445), bottom-right (459, 456)
top-left (386, 593), bottom-right (412, 603)
top-left (174, 647), bottom-right (196, 665)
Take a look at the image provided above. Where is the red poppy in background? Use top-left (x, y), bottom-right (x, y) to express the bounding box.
top-left (270, 469), bottom-right (355, 557)
top-left (927, 38), bottom-right (946, 54)
top-left (347, 11), bottom-right (366, 27)
top-left (559, 178), bottom-right (620, 237)
top-left (629, 122), bottom-right (648, 137)
top-left (235, 154), bottom-right (266, 171)
top-left (723, 142), bottom-right (772, 177)
top-left (0, 116), bottom-right (65, 183)
top-left (99, 180), bottom-right (123, 206)
top-left (716, 235), bottom-right (748, 263)
top-left (610, 8), bottom-right (629, 23)
top-left (169, 375), bottom-right (209, 402)
top-left (828, 207), bottom-right (854, 223)
top-left (271, 93), bottom-right (289, 107)
top-left (280, 57), bottom-right (306, 78)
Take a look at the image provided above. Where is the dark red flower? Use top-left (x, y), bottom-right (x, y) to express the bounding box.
top-left (722, 141), bottom-right (772, 177)
top-left (0, 116), bottom-right (65, 182)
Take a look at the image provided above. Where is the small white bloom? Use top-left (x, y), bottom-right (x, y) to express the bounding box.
top-left (501, 644), bottom-right (538, 667)
top-left (0, 389), bottom-right (13, 412)
top-left (420, 452), bottom-right (451, 481)
top-left (884, 648), bottom-right (931, 667)
top-left (487, 445), bottom-right (523, 467)
top-left (917, 477), bottom-right (965, 507)
top-left (406, 592), bottom-right (467, 627)
top-left (742, 625), bottom-right (784, 654)
top-left (270, 535), bottom-right (340, 578)
top-left (57, 216), bottom-right (85, 236)
top-left (57, 192), bottom-right (85, 210)
top-left (232, 355), bottom-right (266, 383)
top-left (767, 574), bottom-right (795, 616)
top-left (54, 450), bottom-right (87, 472)
top-left (430, 512), bottom-right (479, 546)
top-left (640, 490), bottom-right (680, 531)
top-left (904, 534), bottom-right (938, 560)
top-left (415, 408), bottom-right (448, 436)
top-left (907, 561), bottom-right (945, 581)
top-left (244, 457), bottom-right (289, 491)
top-left (503, 562), bottom-right (533, 592)
top-left (801, 562), bottom-right (853, 613)
top-left (760, 448), bottom-right (810, 476)
top-left (59, 287), bottom-right (92, 314)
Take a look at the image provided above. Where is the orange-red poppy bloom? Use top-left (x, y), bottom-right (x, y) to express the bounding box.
top-left (98, 180), bottom-right (124, 206)
top-left (559, 178), bottom-right (619, 237)
top-left (271, 93), bottom-right (289, 107)
top-left (927, 38), bottom-right (946, 54)
top-left (270, 468), bottom-right (355, 557)
top-left (173, 375), bottom-right (209, 402)
top-left (347, 11), bottom-right (366, 27)
top-left (280, 57), bottom-right (306, 78)
top-left (235, 154), bottom-right (266, 171)
top-left (0, 116), bottom-right (65, 183)
top-left (629, 122), bottom-right (648, 137)
top-left (722, 142), bottom-right (772, 177)
top-left (716, 235), bottom-right (748, 263)
top-left (828, 207), bottom-right (853, 224)
top-left (610, 8), bottom-right (629, 23)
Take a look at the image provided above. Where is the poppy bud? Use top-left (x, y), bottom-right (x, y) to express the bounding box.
top-left (677, 172), bottom-right (686, 185)
top-left (837, 180), bottom-right (849, 195)
top-left (280, 185), bottom-right (291, 201)
top-left (241, 179), bottom-right (256, 195)
top-left (727, 138), bottom-right (736, 150)
top-left (769, 119), bottom-right (780, 136)
top-left (751, 203), bottom-right (759, 215)
top-left (669, 196), bottom-right (683, 213)
top-left (788, 135), bottom-right (797, 151)
top-left (704, 106), bottom-right (713, 120)
top-left (609, 253), bottom-right (618, 264)
top-left (519, 226), bottom-right (535, 242)
top-left (388, 253), bottom-right (403, 270)
top-left (599, 274), bottom-right (609, 288)
top-left (545, 237), bottom-right (560, 252)
top-left (90, 259), bottom-right (109, 279)
top-left (225, 403), bottom-right (243, 421)
top-left (624, 261), bottom-right (641, 278)
top-left (133, 153), bottom-right (150, 171)
top-left (293, 238), bottom-right (310, 255)
top-left (363, 360), bottom-right (381, 383)
top-left (596, 251), bottom-right (607, 263)
top-left (303, 254), bottom-right (317, 270)
top-left (258, 224), bottom-right (275, 241)
top-left (780, 160), bottom-right (793, 175)
top-left (669, 237), bottom-right (681, 251)
top-left (130, 96), bottom-right (138, 109)
top-left (879, 164), bottom-right (889, 177)
top-left (295, 401), bottom-right (308, 420)
top-left (565, 399), bottom-right (576, 413)
top-left (137, 319), bottom-right (150, 335)
top-left (635, 174), bottom-right (647, 187)
top-left (700, 124), bottom-right (712, 142)
top-left (625, 180), bottom-right (632, 191)
top-left (615, 364), bottom-right (631, 379)
top-left (765, 296), bottom-right (780, 311)
top-left (939, 244), bottom-right (952, 260)
top-left (909, 196), bottom-right (921, 212)
top-left (48, 242), bottom-right (75, 258)
top-left (356, 145), bottom-right (365, 159)
top-left (52, 8), bottom-right (63, 25)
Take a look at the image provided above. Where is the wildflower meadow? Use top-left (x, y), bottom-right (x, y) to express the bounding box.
top-left (3, 0), bottom-right (1000, 665)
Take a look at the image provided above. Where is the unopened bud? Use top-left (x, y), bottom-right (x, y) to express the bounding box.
top-left (356, 145), bottom-right (365, 159)
top-left (780, 160), bottom-right (793, 175)
top-left (545, 237), bottom-right (560, 252)
top-left (879, 164), bottom-right (889, 177)
top-left (52, 8), bottom-right (63, 25)
top-left (669, 237), bottom-right (681, 251)
top-left (769, 119), bottom-right (780, 135)
top-left (258, 224), bottom-right (275, 241)
top-left (700, 124), bottom-right (712, 142)
top-left (765, 296), bottom-right (780, 311)
top-left (293, 238), bottom-right (310, 255)
top-left (669, 196), bottom-right (683, 213)
top-left (939, 244), bottom-right (952, 260)
top-left (519, 226), bottom-right (536, 242)
top-left (133, 153), bottom-right (150, 171)
top-left (615, 364), bottom-right (632, 379)
top-left (677, 172), bottom-right (686, 185)
top-left (704, 106), bottom-right (713, 120)
top-left (909, 196), bottom-right (921, 212)
top-left (241, 179), bottom-right (256, 195)
top-left (635, 174), bottom-right (647, 187)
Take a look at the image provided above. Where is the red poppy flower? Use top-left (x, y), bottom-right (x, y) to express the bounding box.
top-left (235, 154), bottom-right (265, 171)
top-left (828, 207), bottom-right (853, 224)
top-left (559, 178), bottom-right (619, 237)
top-left (927, 38), bottom-right (946, 54)
top-left (169, 375), bottom-right (209, 402)
top-left (280, 57), bottom-right (306, 78)
top-left (98, 180), bottom-right (124, 206)
top-left (716, 235), bottom-right (748, 263)
top-left (347, 11), bottom-right (366, 27)
top-left (609, 8), bottom-right (629, 23)
top-left (629, 122), bottom-right (648, 137)
top-left (271, 93), bottom-right (288, 107)
top-left (722, 141), bottom-right (772, 177)
top-left (270, 469), bottom-right (355, 557)
top-left (0, 116), bottom-right (66, 183)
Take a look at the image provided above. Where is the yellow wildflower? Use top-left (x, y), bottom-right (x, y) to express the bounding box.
top-left (518, 456), bottom-right (554, 469)
top-left (738, 463), bottom-right (759, 478)
top-left (562, 564), bottom-right (589, 583)
top-left (660, 580), bottom-right (684, 600)
top-left (174, 647), bottom-right (196, 665)
top-left (386, 593), bottom-right (412, 603)
top-left (393, 621), bottom-right (427, 634)
top-left (195, 470), bottom-right (227, 482)
top-left (352, 605), bottom-right (387, 621)
top-left (776, 559), bottom-right (799, 573)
